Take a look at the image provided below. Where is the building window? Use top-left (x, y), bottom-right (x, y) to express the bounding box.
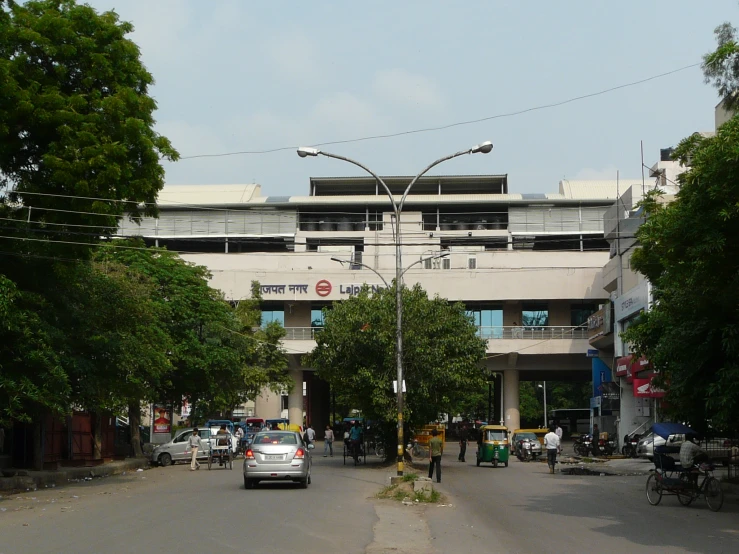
top-left (261, 309), bottom-right (285, 327)
top-left (465, 305), bottom-right (503, 338)
top-left (468, 256), bottom-right (477, 270)
top-left (571, 303), bottom-right (599, 327)
top-left (522, 303), bottom-right (548, 328)
top-left (311, 307), bottom-right (326, 328)
top-left (281, 395), bottom-right (289, 411)
top-left (442, 257), bottom-right (451, 270)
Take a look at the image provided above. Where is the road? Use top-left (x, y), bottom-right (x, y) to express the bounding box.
top-left (0, 443), bottom-right (737, 554)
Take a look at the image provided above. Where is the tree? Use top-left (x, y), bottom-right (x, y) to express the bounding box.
top-left (0, 0), bottom-right (177, 255)
top-left (622, 117), bottom-right (739, 433)
top-left (703, 19), bottom-right (739, 111)
top-left (305, 284), bottom-right (488, 455)
top-left (96, 242), bottom-right (291, 423)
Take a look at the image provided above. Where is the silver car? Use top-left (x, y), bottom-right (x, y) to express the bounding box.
top-left (151, 428), bottom-right (209, 467)
top-left (243, 431), bottom-right (313, 488)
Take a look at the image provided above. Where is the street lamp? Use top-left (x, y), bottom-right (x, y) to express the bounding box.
top-left (538, 382), bottom-right (547, 429)
top-left (299, 142), bottom-right (493, 476)
top-left (330, 252), bottom-right (450, 287)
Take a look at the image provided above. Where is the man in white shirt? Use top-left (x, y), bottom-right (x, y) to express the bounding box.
top-left (305, 424), bottom-right (316, 445)
top-left (680, 436), bottom-right (708, 469)
top-left (544, 425), bottom-right (561, 474)
top-left (188, 428), bottom-right (202, 471)
top-left (555, 424), bottom-right (563, 441)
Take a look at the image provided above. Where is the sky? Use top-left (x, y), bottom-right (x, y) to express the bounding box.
top-left (84, 0), bottom-right (738, 196)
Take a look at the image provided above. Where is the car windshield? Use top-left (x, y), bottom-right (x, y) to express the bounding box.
top-left (255, 433), bottom-right (297, 445)
top-left (485, 430), bottom-right (507, 441)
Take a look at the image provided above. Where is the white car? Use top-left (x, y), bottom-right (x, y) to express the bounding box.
top-left (637, 432), bottom-right (732, 463)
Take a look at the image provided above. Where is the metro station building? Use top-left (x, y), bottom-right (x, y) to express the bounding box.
top-left (120, 174), bottom-right (643, 434)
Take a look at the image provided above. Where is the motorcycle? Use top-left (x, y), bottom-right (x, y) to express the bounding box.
top-left (621, 433), bottom-right (641, 458)
top-left (593, 435), bottom-right (615, 457)
top-left (573, 433), bottom-right (593, 456)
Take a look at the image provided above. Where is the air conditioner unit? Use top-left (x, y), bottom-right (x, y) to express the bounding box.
top-left (468, 257), bottom-right (477, 270)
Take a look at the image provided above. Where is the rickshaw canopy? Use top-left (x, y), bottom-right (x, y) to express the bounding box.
top-left (651, 422), bottom-right (696, 440)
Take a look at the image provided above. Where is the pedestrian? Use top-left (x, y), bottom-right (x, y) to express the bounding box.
top-left (428, 429), bottom-right (443, 483)
top-left (544, 425), bottom-right (560, 474)
top-left (458, 425), bottom-right (467, 463)
top-left (306, 424), bottom-right (316, 445)
top-left (323, 425), bottom-right (334, 457)
top-left (555, 422), bottom-right (563, 442)
top-left (349, 421), bottom-right (363, 464)
top-left (188, 428), bottom-right (202, 470)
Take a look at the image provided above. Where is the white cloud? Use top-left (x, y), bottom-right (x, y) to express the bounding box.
top-left (372, 68), bottom-right (444, 111)
top-left (262, 30), bottom-right (323, 84)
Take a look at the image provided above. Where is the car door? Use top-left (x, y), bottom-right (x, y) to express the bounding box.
top-left (170, 430), bottom-right (193, 462)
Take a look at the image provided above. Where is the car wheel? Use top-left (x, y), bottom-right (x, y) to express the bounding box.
top-left (159, 453), bottom-right (172, 467)
top-left (300, 478), bottom-right (308, 489)
top-left (243, 476), bottom-right (249, 489)
top-left (307, 474), bottom-right (312, 485)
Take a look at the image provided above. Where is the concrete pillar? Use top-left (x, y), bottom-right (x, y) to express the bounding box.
top-left (288, 369), bottom-right (304, 429)
top-left (493, 373), bottom-right (503, 426)
top-left (503, 369), bottom-right (520, 431)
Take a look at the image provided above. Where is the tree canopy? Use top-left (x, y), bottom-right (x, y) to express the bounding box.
top-left (305, 284), bottom-right (488, 434)
top-left (622, 116), bottom-right (739, 433)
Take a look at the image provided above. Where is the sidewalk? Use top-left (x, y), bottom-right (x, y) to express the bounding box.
top-left (0, 457), bottom-right (151, 492)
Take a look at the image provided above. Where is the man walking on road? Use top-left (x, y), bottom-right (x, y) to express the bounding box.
top-left (458, 425), bottom-right (467, 463)
top-left (305, 424), bottom-right (316, 445)
top-left (544, 425), bottom-right (560, 474)
top-left (428, 429), bottom-right (443, 483)
top-left (189, 428), bottom-right (202, 470)
top-left (323, 425), bottom-right (334, 457)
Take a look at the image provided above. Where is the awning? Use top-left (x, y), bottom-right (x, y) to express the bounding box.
top-left (651, 422), bottom-right (696, 440)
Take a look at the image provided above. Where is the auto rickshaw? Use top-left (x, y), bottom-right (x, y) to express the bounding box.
top-left (476, 424), bottom-right (510, 468)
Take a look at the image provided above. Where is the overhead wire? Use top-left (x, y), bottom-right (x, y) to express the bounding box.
top-left (177, 63), bottom-right (700, 159)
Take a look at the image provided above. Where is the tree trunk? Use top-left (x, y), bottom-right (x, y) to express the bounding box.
top-left (129, 402), bottom-right (143, 457)
top-left (92, 412), bottom-right (103, 460)
top-left (32, 419), bottom-right (45, 471)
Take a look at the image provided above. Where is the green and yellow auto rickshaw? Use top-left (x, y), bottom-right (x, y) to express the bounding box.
top-left (476, 424), bottom-right (510, 468)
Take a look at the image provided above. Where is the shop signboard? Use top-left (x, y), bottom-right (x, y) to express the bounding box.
top-left (633, 377), bottom-right (666, 398)
top-left (631, 356), bottom-right (651, 375)
top-left (587, 303), bottom-right (612, 340)
top-left (615, 356), bottom-right (631, 377)
top-left (614, 282), bottom-right (648, 322)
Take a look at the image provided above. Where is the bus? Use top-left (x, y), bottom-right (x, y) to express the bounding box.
top-left (549, 409), bottom-right (591, 436)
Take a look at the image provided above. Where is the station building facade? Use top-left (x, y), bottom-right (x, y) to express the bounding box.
top-left (120, 174), bottom-right (642, 435)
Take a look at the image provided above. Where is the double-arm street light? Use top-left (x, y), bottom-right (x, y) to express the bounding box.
top-left (299, 141), bottom-right (493, 476)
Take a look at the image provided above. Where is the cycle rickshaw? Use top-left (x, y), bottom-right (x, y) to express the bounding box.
top-left (645, 422), bottom-right (723, 511)
top-left (208, 430), bottom-right (234, 470)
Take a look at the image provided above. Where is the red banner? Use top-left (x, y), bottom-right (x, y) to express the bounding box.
top-left (633, 377), bottom-right (666, 398)
top-left (615, 356), bottom-right (631, 377)
top-left (631, 356), bottom-right (651, 375)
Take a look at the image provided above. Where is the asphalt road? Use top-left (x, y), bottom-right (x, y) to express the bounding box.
top-left (427, 444), bottom-right (739, 554)
top-left (1, 444), bottom-right (737, 554)
top-left (0, 451), bottom-right (389, 554)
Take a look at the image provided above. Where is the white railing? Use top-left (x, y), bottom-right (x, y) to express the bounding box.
top-left (283, 327), bottom-right (320, 340)
top-left (282, 325), bottom-right (587, 340)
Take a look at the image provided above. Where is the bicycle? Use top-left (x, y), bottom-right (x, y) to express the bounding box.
top-left (646, 452), bottom-right (724, 512)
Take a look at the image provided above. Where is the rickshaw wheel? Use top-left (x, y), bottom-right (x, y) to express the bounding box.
top-left (504, 461), bottom-right (508, 467)
top-left (646, 474), bottom-right (662, 505)
top-left (207, 454), bottom-right (212, 470)
top-left (228, 451), bottom-right (233, 470)
top-left (493, 459), bottom-right (498, 468)
top-left (677, 474), bottom-right (694, 506)
top-left (476, 455), bottom-right (480, 467)
top-left (704, 477), bottom-right (724, 512)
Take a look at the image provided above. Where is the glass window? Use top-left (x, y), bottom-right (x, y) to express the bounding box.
top-left (522, 304), bottom-right (548, 328)
top-left (485, 430), bottom-right (507, 441)
top-left (261, 309), bottom-right (284, 327)
top-left (174, 431), bottom-right (192, 443)
top-left (571, 303), bottom-right (599, 327)
top-left (465, 306), bottom-right (503, 338)
top-left (311, 308), bottom-right (325, 328)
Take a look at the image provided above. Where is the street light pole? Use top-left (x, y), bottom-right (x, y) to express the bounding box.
top-left (539, 381), bottom-right (548, 428)
top-left (299, 141), bottom-right (493, 476)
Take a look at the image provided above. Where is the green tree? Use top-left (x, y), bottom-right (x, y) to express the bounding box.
top-left (0, 0), bottom-right (177, 253)
top-left (703, 18), bottom-right (739, 111)
top-left (622, 117), bottom-right (739, 433)
top-left (96, 243), bottom-right (291, 423)
top-left (305, 284), bottom-right (488, 456)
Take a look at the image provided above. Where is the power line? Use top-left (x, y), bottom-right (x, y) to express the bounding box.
top-left (179, 63), bottom-right (700, 160)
